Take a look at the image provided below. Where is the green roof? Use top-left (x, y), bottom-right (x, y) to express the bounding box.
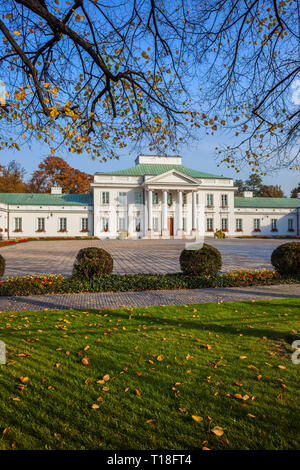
top-left (0, 193), bottom-right (92, 206)
top-left (96, 164), bottom-right (228, 179)
top-left (234, 197), bottom-right (300, 209)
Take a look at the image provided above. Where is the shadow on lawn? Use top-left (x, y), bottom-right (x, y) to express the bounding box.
top-left (1, 295), bottom-right (299, 344)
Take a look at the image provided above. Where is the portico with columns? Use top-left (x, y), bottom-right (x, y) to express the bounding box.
top-left (143, 169), bottom-right (204, 239)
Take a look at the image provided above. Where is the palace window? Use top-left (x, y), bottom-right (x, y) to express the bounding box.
top-left (196, 194), bottom-right (199, 205)
top-left (37, 217), bottom-right (45, 231)
top-left (152, 192), bottom-right (159, 205)
top-left (153, 217), bottom-right (159, 231)
top-left (167, 192), bottom-right (173, 206)
top-left (182, 217), bottom-right (186, 231)
top-left (236, 218), bottom-right (243, 231)
top-left (14, 217), bottom-right (22, 231)
top-left (288, 219), bottom-right (294, 231)
top-left (206, 194), bottom-right (214, 207)
top-left (118, 217), bottom-right (126, 231)
top-left (221, 194), bottom-right (228, 207)
top-left (118, 192), bottom-right (127, 205)
top-left (81, 218), bottom-right (88, 231)
top-left (182, 193), bottom-right (187, 205)
top-left (102, 192), bottom-right (109, 204)
top-left (271, 219), bottom-right (277, 230)
top-left (254, 219), bottom-right (260, 230)
top-left (102, 218), bottom-right (109, 231)
top-left (59, 218), bottom-right (67, 231)
top-left (135, 191), bottom-right (142, 204)
top-left (221, 218), bottom-right (228, 230)
top-left (206, 218), bottom-right (213, 231)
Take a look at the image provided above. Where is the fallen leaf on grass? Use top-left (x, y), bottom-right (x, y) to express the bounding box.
top-left (211, 426), bottom-right (224, 436)
top-left (278, 365), bottom-right (286, 370)
top-left (135, 389), bottom-right (141, 396)
top-left (247, 414), bottom-right (256, 418)
top-left (81, 357), bottom-right (90, 366)
top-left (192, 415), bottom-right (203, 423)
top-left (91, 404), bottom-right (99, 410)
top-left (19, 376), bottom-right (29, 384)
top-left (157, 355), bottom-right (164, 362)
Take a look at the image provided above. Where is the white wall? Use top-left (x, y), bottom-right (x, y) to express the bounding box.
top-left (1, 205), bottom-right (93, 239)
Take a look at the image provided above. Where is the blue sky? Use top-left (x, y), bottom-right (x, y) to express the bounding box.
top-left (1, 135), bottom-right (299, 196)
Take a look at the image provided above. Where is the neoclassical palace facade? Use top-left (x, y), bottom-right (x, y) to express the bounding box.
top-left (0, 154), bottom-right (299, 239)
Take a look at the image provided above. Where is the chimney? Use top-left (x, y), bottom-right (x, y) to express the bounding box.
top-left (243, 191), bottom-right (253, 198)
top-left (51, 186), bottom-right (62, 195)
top-left (297, 193), bottom-right (300, 199)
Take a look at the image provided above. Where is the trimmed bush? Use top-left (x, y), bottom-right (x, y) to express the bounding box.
top-left (271, 242), bottom-right (300, 275)
top-left (72, 247), bottom-right (113, 279)
top-left (0, 254), bottom-right (5, 277)
top-left (179, 243), bottom-right (222, 276)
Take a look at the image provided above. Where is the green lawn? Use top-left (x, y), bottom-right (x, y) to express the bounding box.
top-left (0, 299), bottom-right (299, 450)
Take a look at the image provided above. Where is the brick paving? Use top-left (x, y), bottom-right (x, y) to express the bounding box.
top-left (0, 284), bottom-right (299, 312)
top-left (1, 237), bottom-right (298, 277)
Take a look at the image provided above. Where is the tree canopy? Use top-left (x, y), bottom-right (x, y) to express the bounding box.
top-left (0, 160), bottom-right (28, 192)
top-left (29, 156), bottom-right (92, 193)
top-left (0, 156), bottom-right (92, 193)
top-left (0, 0), bottom-right (299, 173)
top-left (234, 174), bottom-right (284, 197)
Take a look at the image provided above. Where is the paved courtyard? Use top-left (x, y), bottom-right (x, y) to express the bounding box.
top-left (0, 284), bottom-right (299, 312)
top-left (0, 237), bottom-right (298, 277)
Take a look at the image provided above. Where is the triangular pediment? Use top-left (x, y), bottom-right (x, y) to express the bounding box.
top-left (144, 169), bottom-right (200, 187)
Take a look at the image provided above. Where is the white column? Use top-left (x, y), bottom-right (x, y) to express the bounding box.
top-left (177, 190), bottom-right (183, 236)
top-left (192, 191), bottom-right (197, 232)
top-left (147, 189), bottom-right (153, 237)
top-left (162, 190), bottom-right (168, 237)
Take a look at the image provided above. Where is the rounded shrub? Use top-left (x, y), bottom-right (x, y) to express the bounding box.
top-left (271, 242), bottom-right (300, 275)
top-left (0, 254), bottom-right (5, 277)
top-left (179, 243), bottom-right (222, 276)
top-left (72, 247), bottom-right (113, 279)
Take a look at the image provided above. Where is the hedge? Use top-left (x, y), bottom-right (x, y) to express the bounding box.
top-left (0, 269), bottom-right (299, 297)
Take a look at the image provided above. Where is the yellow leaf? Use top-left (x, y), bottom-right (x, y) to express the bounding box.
top-left (91, 404), bottom-right (99, 410)
top-left (103, 374), bottom-right (110, 382)
top-left (81, 356), bottom-right (90, 366)
top-left (211, 426), bottom-right (224, 436)
top-left (13, 31), bottom-right (21, 35)
top-left (157, 355), bottom-right (164, 361)
top-left (191, 415), bottom-right (203, 423)
top-left (19, 376), bottom-right (29, 384)
top-left (247, 364), bottom-right (258, 370)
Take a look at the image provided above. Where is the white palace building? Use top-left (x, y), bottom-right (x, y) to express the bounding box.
top-left (0, 154), bottom-right (299, 239)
